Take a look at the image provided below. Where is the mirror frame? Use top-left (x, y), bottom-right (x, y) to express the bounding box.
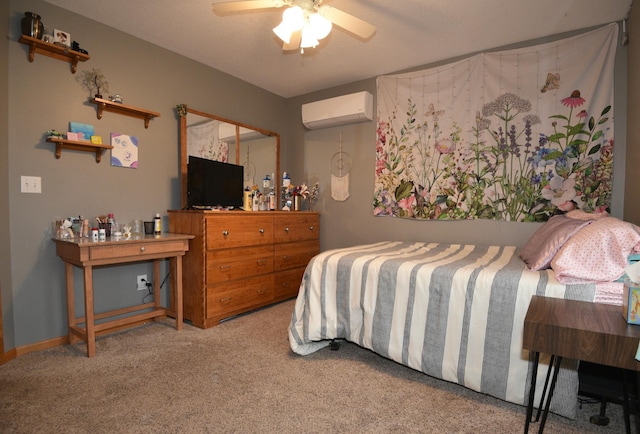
top-left (178, 105), bottom-right (281, 210)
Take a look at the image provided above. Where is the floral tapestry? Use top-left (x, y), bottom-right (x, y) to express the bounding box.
top-left (374, 24), bottom-right (618, 222)
top-left (187, 120), bottom-right (229, 163)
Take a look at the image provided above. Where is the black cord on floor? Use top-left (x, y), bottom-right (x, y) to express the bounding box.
top-left (142, 272), bottom-right (170, 303)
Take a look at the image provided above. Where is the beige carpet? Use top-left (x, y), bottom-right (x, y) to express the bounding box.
top-left (0, 299), bottom-right (628, 433)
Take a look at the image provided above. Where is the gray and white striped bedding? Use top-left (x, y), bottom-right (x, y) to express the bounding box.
top-left (288, 241), bottom-right (597, 418)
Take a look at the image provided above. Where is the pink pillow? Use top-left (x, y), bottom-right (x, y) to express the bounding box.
top-left (519, 215), bottom-right (593, 271)
top-left (551, 217), bottom-right (640, 284)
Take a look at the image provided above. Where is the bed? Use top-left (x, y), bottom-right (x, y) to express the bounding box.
top-left (288, 213), bottom-right (640, 418)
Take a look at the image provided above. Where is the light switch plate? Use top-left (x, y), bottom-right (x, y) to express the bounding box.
top-left (21, 176), bottom-right (41, 193)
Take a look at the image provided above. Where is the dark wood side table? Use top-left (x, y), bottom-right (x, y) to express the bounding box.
top-left (523, 295), bottom-right (640, 433)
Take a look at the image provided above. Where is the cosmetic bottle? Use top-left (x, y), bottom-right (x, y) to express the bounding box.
top-left (269, 191), bottom-right (276, 210)
top-left (154, 213), bottom-right (161, 235)
top-left (243, 187), bottom-right (252, 211)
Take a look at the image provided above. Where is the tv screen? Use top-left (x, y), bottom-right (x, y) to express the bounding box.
top-left (187, 156), bottom-right (244, 209)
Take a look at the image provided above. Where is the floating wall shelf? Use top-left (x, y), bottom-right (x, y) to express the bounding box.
top-left (90, 97), bottom-right (160, 129)
top-left (19, 35), bottom-right (90, 74)
top-left (46, 137), bottom-right (113, 163)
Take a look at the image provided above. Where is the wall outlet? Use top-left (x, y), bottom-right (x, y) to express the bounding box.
top-left (21, 175), bottom-right (41, 193)
top-left (137, 275), bottom-right (148, 291)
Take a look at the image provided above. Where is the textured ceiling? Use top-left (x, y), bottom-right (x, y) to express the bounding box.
top-left (42, 0), bottom-right (633, 98)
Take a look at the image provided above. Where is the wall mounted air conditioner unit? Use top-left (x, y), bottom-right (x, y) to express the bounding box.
top-left (302, 91), bottom-right (374, 130)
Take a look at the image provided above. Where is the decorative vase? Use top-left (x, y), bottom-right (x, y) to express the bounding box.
top-left (293, 195), bottom-right (301, 211)
top-left (21, 12), bottom-right (44, 39)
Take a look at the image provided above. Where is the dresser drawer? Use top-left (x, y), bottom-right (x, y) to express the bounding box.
top-left (206, 245), bottom-right (274, 284)
top-left (206, 215), bottom-right (273, 249)
top-left (89, 240), bottom-right (188, 261)
top-left (274, 213), bottom-right (319, 243)
top-left (274, 267), bottom-right (306, 300)
top-left (168, 210), bottom-right (320, 329)
top-left (206, 275), bottom-right (274, 318)
top-left (274, 239), bottom-right (320, 271)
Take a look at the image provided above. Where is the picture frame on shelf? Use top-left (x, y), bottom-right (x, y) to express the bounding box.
top-left (70, 122), bottom-right (94, 140)
top-left (53, 29), bottom-right (70, 47)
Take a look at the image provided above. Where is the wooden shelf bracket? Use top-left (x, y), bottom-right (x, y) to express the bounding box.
top-left (19, 35), bottom-right (90, 74)
top-left (46, 137), bottom-right (113, 163)
top-left (91, 98), bottom-right (160, 129)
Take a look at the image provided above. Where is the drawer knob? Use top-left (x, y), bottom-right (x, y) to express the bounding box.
top-left (220, 297), bottom-right (232, 303)
top-left (284, 227), bottom-right (289, 232)
top-left (140, 246), bottom-right (146, 252)
top-left (257, 259), bottom-right (267, 264)
top-left (219, 265), bottom-right (231, 270)
top-left (222, 230), bottom-right (229, 236)
top-left (259, 228), bottom-right (264, 233)
top-left (309, 226), bottom-right (314, 231)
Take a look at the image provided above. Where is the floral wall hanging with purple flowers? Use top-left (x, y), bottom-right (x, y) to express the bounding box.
top-left (374, 23), bottom-right (618, 222)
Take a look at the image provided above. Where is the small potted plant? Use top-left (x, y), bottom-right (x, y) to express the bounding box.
top-left (78, 68), bottom-right (109, 99)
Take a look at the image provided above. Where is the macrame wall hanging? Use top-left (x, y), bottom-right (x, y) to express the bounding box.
top-left (331, 133), bottom-right (352, 201)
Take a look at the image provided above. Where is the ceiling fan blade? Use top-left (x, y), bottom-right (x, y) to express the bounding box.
top-left (319, 5), bottom-right (376, 39)
top-left (283, 30), bottom-right (301, 51)
top-left (212, 0), bottom-right (284, 14)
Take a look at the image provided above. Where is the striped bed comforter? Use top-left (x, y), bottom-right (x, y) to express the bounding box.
top-left (288, 242), bottom-right (597, 418)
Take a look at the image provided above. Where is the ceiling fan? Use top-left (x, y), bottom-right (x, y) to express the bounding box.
top-left (212, 0), bottom-right (376, 52)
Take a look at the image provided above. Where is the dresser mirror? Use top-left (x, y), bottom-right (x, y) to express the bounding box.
top-left (179, 106), bottom-right (280, 209)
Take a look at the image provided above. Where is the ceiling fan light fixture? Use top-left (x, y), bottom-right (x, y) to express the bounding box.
top-left (213, 0), bottom-right (377, 53)
top-left (308, 12), bottom-right (332, 40)
top-left (300, 25), bottom-right (319, 49)
top-left (273, 5), bottom-right (306, 44)
top-left (273, 21), bottom-right (293, 44)
top-left (282, 6), bottom-right (304, 31)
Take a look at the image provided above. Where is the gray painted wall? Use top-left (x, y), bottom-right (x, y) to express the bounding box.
top-left (2, 0), bottom-right (630, 352)
top-left (1, 0), bottom-right (11, 355)
top-left (3, 0), bottom-right (286, 350)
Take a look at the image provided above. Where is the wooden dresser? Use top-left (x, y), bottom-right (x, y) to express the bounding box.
top-left (168, 210), bottom-right (320, 328)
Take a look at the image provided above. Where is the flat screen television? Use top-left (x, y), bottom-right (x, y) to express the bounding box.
top-left (187, 155), bottom-right (244, 209)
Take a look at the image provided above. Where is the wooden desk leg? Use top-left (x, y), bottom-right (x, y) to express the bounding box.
top-left (174, 255), bottom-right (183, 330)
top-left (64, 262), bottom-right (79, 344)
top-left (153, 259), bottom-right (161, 320)
top-left (83, 265), bottom-right (96, 358)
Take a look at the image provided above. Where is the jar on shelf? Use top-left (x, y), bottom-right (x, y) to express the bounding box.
top-left (21, 12), bottom-right (44, 39)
